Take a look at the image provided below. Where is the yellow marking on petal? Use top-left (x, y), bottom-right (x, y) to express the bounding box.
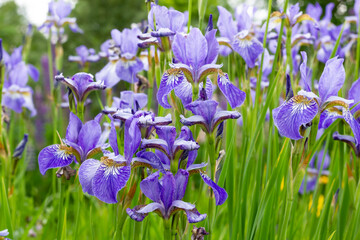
top-left (295, 14), bottom-right (315, 25)
top-left (101, 156), bottom-right (126, 168)
top-left (319, 176), bottom-right (329, 184)
top-left (167, 68), bottom-right (182, 75)
top-left (321, 101), bottom-right (349, 113)
top-left (317, 195), bottom-right (325, 217)
top-left (280, 177), bottom-right (284, 191)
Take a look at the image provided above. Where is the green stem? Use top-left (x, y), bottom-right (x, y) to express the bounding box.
top-left (77, 102), bottom-right (85, 122)
top-left (164, 219), bottom-right (172, 240)
top-left (206, 133), bottom-right (216, 236)
top-left (285, 27), bottom-right (293, 83)
top-left (187, 0), bottom-right (192, 33)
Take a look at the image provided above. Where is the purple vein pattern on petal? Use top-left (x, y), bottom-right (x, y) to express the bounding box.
top-left (273, 95), bottom-right (319, 140)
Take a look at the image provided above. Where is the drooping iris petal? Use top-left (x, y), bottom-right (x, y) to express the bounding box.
top-left (318, 57), bottom-right (345, 102)
top-left (212, 110), bottom-right (241, 132)
top-left (95, 62), bottom-right (121, 89)
top-left (66, 112), bottom-right (83, 144)
top-left (115, 57), bottom-right (143, 83)
top-left (273, 95), bottom-right (319, 140)
top-left (174, 78), bottom-right (193, 106)
top-left (180, 115), bottom-right (208, 132)
top-left (38, 144), bottom-right (75, 175)
top-left (78, 159), bottom-right (101, 195)
top-left (185, 208), bottom-right (207, 223)
top-left (200, 172), bottom-right (228, 205)
top-left (157, 69), bottom-right (185, 108)
top-left (217, 72), bottom-right (246, 108)
top-left (232, 30), bottom-right (263, 68)
top-left (92, 164), bottom-right (131, 204)
top-left (140, 171), bottom-right (162, 202)
top-left (343, 110), bottom-right (360, 146)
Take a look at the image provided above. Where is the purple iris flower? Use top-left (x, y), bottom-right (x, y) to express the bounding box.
top-left (78, 118), bottom-right (141, 204)
top-left (96, 28), bottom-right (144, 87)
top-left (180, 99), bottom-right (241, 134)
top-left (2, 46), bottom-right (38, 116)
top-left (126, 170), bottom-right (206, 223)
top-left (38, 0), bottom-right (82, 35)
top-left (0, 229), bottom-right (10, 240)
top-left (68, 45), bottom-right (100, 67)
top-left (55, 72), bottom-right (106, 103)
top-left (158, 27), bottom-right (246, 108)
top-left (0, 39), bottom-right (2, 61)
top-left (103, 90), bottom-right (148, 115)
top-left (138, 4), bottom-right (185, 51)
top-left (273, 53), bottom-right (352, 140)
top-left (299, 149), bottom-right (330, 194)
top-left (38, 112), bottom-right (104, 175)
top-left (217, 6), bottom-right (263, 68)
top-left (141, 126), bottom-right (199, 162)
top-left (139, 126), bottom-right (228, 205)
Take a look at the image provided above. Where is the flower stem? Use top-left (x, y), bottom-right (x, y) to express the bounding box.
top-left (163, 219), bottom-right (172, 240)
top-left (206, 133), bottom-right (216, 236)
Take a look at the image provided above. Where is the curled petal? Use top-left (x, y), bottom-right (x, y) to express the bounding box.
top-left (200, 172), bottom-right (228, 205)
top-left (38, 144), bottom-right (75, 175)
top-left (180, 115), bottom-right (209, 133)
top-left (212, 110), bottom-right (241, 132)
top-left (157, 69), bottom-right (185, 108)
top-left (185, 208), bottom-right (207, 223)
top-left (217, 72), bottom-right (246, 108)
top-left (92, 165), bottom-right (131, 204)
top-left (319, 107), bottom-right (343, 129)
top-left (273, 95), bottom-right (319, 140)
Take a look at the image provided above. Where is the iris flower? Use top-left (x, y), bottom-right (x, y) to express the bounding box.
top-left (38, 113), bottom-right (104, 175)
top-left (158, 27), bottom-right (246, 109)
top-left (127, 170), bottom-right (207, 223)
top-left (68, 45), bottom-right (100, 67)
top-left (55, 72), bottom-right (106, 104)
top-left (96, 28), bottom-right (144, 88)
top-left (217, 6), bottom-right (263, 68)
top-left (0, 229), bottom-right (10, 240)
top-left (273, 53), bottom-right (352, 140)
top-left (2, 46), bottom-right (38, 116)
top-left (139, 126), bottom-right (228, 205)
top-left (39, 0), bottom-right (82, 35)
top-left (138, 4), bottom-right (185, 51)
top-left (78, 118), bottom-right (141, 203)
top-left (180, 99), bottom-right (241, 134)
